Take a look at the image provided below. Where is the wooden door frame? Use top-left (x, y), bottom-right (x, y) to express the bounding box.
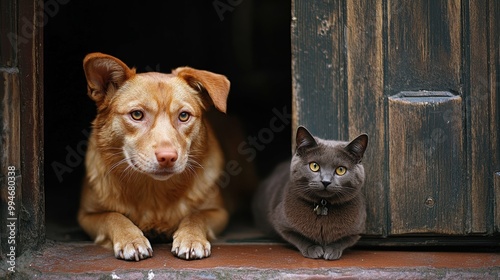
top-left (1, 0), bottom-right (44, 257)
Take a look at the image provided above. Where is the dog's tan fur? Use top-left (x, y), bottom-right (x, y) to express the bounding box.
top-left (78, 52), bottom-right (229, 261)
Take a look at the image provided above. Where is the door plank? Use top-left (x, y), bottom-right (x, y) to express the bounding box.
top-left (292, 0), bottom-right (346, 140)
top-left (17, 0), bottom-right (45, 253)
top-left (0, 70), bottom-right (21, 256)
top-left (386, 1), bottom-right (465, 235)
top-left (386, 0), bottom-right (461, 93)
top-left (467, 0), bottom-right (496, 233)
top-left (490, 0), bottom-right (500, 233)
top-left (388, 92), bottom-right (465, 235)
top-left (346, 0), bottom-right (386, 236)
top-left (496, 172), bottom-right (500, 232)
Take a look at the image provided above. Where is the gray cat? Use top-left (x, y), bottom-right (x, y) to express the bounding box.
top-left (252, 126), bottom-right (368, 260)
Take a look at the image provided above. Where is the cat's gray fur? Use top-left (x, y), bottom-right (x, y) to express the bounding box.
top-left (252, 126), bottom-right (368, 260)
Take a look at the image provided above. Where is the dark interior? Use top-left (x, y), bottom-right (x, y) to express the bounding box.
top-left (44, 0), bottom-right (292, 240)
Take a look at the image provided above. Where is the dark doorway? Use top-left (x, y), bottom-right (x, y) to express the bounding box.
top-left (43, 0), bottom-right (292, 240)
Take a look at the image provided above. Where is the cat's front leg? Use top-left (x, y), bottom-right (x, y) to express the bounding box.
top-left (323, 234), bottom-right (360, 260)
top-left (303, 244), bottom-right (325, 259)
top-left (279, 230), bottom-right (325, 259)
top-left (322, 244), bottom-right (343, 260)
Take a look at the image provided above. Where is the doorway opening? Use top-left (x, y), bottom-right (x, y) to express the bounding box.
top-left (43, 0), bottom-right (292, 242)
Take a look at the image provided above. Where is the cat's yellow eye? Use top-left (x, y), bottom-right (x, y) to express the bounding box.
top-left (309, 162), bottom-right (320, 172)
top-left (130, 110), bottom-right (144, 121)
top-left (335, 166), bottom-right (347, 176)
top-left (179, 111), bottom-right (190, 122)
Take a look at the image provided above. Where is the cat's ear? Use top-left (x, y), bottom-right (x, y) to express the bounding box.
top-left (295, 126), bottom-right (317, 153)
top-left (346, 134), bottom-right (368, 163)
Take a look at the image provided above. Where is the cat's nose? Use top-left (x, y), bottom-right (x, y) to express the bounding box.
top-left (321, 181), bottom-right (331, 188)
top-left (155, 149), bottom-right (178, 168)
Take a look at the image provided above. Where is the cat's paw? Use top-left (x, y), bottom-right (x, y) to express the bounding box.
top-left (302, 244), bottom-right (325, 259)
top-left (323, 245), bottom-right (343, 260)
top-left (113, 236), bottom-right (153, 261)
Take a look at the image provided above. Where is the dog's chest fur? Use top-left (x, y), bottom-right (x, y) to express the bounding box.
top-left (84, 132), bottom-right (223, 236)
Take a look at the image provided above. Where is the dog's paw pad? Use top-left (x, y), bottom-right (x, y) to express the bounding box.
top-left (114, 236), bottom-right (153, 261)
top-left (171, 237), bottom-right (211, 260)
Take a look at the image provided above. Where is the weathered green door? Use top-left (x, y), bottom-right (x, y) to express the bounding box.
top-left (292, 0), bottom-right (499, 243)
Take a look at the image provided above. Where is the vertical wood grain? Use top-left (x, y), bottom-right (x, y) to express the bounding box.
top-left (496, 172), bottom-right (500, 232)
top-left (467, 0), bottom-right (496, 233)
top-left (0, 70), bottom-right (21, 257)
top-left (0, 0), bottom-right (19, 258)
top-left (386, 1), bottom-right (464, 235)
top-left (17, 0), bottom-right (45, 253)
top-left (490, 0), bottom-right (500, 234)
top-left (386, 0), bottom-right (462, 94)
top-left (292, 0), bottom-right (346, 140)
top-left (346, 0), bottom-right (386, 236)
top-left (389, 93), bottom-right (465, 235)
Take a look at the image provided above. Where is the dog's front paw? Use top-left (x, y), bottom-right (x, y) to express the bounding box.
top-left (171, 233), bottom-right (211, 260)
top-left (113, 236), bottom-right (153, 261)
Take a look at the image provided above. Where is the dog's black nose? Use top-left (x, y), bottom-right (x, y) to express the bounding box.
top-left (321, 181), bottom-right (330, 188)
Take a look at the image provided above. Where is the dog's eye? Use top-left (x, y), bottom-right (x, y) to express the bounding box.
top-left (130, 110), bottom-right (144, 121)
top-left (178, 111), bottom-right (190, 122)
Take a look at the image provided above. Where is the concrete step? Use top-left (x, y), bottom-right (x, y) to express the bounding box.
top-left (4, 241), bottom-right (500, 279)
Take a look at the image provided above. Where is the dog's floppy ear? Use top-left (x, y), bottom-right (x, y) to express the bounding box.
top-left (173, 67), bottom-right (230, 113)
top-left (83, 52), bottom-right (136, 105)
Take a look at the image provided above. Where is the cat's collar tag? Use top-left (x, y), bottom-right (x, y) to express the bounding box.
top-left (313, 199), bottom-right (328, 216)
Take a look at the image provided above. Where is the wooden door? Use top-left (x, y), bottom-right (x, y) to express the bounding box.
top-left (292, 0), bottom-right (499, 242)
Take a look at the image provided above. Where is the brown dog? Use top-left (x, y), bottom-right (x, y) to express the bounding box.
top-left (78, 52), bottom-right (230, 261)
